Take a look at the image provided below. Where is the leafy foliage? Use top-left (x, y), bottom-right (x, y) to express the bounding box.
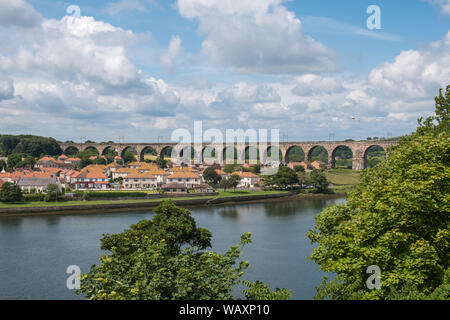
top-left (264, 166), bottom-right (299, 188)
top-left (203, 167), bottom-right (222, 185)
top-left (307, 85), bottom-right (450, 300)
top-left (308, 169), bottom-right (329, 193)
top-left (78, 200), bottom-right (291, 300)
top-left (0, 182), bottom-right (23, 203)
top-left (0, 135), bottom-right (62, 158)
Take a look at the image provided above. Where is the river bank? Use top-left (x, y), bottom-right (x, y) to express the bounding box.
top-left (0, 191), bottom-right (346, 217)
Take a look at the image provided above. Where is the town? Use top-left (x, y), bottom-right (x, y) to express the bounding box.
top-left (0, 152), bottom-right (330, 195)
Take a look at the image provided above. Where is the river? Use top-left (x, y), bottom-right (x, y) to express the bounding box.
top-left (0, 197), bottom-right (345, 300)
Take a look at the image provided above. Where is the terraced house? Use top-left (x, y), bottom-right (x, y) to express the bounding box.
top-left (166, 171), bottom-right (202, 188)
top-left (123, 172), bottom-right (157, 189)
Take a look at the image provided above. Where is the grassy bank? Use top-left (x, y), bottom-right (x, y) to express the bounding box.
top-left (0, 190), bottom-right (289, 209)
top-left (324, 168), bottom-right (360, 193)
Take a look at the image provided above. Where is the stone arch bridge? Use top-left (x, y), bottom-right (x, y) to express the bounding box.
top-left (59, 140), bottom-right (398, 171)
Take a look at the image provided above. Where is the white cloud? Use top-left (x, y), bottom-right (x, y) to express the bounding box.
top-left (0, 0), bottom-right (41, 28)
top-left (369, 31), bottom-right (450, 99)
top-left (0, 79), bottom-right (14, 100)
top-left (176, 0), bottom-right (339, 74)
top-left (160, 35), bottom-right (183, 73)
top-left (425, 0), bottom-right (450, 15)
top-left (291, 74), bottom-right (344, 96)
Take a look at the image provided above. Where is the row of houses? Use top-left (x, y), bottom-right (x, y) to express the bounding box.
top-left (0, 155), bottom-right (265, 193)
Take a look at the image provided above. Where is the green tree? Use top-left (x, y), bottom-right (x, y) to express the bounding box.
top-left (7, 153), bottom-right (23, 169)
top-left (155, 157), bottom-right (167, 169)
top-left (0, 182), bottom-right (23, 203)
top-left (0, 160), bottom-right (6, 171)
top-left (123, 151), bottom-right (136, 164)
top-left (308, 169), bottom-right (329, 193)
top-left (293, 165), bottom-right (305, 173)
top-left (264, 166), bottom-right (299, 188)
top-left (227, 174), bottom-right (241, 190)
top-left (77, 201), bottom-right (291, 300)
top-left (21, 155), bottom-right (36, 169)
top-left (202, 167), bottom-right (222, 185)
top-left (307, 85), bottom-right (450, 300)
top-left (44, 184), bottom-right (61, 202)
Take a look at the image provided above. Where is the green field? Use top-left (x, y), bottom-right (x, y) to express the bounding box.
top-left (0, 190), bottom-right (289, 209)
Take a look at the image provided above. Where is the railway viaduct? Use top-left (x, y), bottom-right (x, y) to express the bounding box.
top-left (59, 140), bottom-right (398, 171)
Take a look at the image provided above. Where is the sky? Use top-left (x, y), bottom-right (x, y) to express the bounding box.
top-left (0, 0), bottom-right (449, 143)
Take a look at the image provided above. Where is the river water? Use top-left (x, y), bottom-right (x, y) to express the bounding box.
top-left (0, 197), bottom-right (345, 300)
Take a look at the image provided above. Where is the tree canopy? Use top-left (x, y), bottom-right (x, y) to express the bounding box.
top-left (307, 85), bottom-right (450, 300)
top-left (0, 135), bottom-right (61, 158)
top-left (77, 200), bottom-right (291, 300)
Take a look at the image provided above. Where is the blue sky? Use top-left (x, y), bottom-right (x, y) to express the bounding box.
top-left (0, 0), bottom-right (449, 142)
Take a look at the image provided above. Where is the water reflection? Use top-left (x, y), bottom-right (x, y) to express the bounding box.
top-left (0, 197), bottom-right (345, 300)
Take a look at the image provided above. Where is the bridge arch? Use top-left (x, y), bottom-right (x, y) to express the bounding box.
top-left (223, 146), bottom-right (238, 164)
top-left (244, 146), bottom-right (260, 164)
top-left (140, 146), bottom-right (158, 162)
top-left (202, 146), bottom-right (219, 164)
top-left (263, 146), bottom-right (282, 164)
top-left (101, 146), bottom-right (117, 156)
top-left (307, 145), bottom-right (329, 164)
top-left (285, 145), bottom-right (305, 163)
top-left (83, 145), bottom-right (100, 155)
top-left (363, 145), bottom-right (386, 169)
top-left (331, 145), bottom-right (354, 169)
top-left (120, 146), bottom-right (138, 160)
top-left (160, 146), bottom-right (175, 160)
top-left (63, 146), bottom-right (79, 156)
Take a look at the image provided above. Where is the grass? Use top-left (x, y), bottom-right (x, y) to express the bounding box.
top-left (325, 168), bottom-right (360, 186)
top-left (0, 190), bottom-right (290, 209)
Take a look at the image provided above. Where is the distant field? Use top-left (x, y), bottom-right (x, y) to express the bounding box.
top-left (325, 168), bottom-right (360, 186)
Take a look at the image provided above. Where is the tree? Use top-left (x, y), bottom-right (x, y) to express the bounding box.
top-left (7, 153), bottom-right (23, 169)
top-left (0, 160), bottom-right (6, 171)
top-left (307, 85), bottom-right (450, 300)
top-left (308, 169), bottom-right (329, 193)
top-left (202, 167), bottom-right (222, 186)
top-left (123, 151), bottom-right (136, 164)
top-left (227, 174), bottom-right (241, 190)
top-left (264, 166), bottom-right (299, 189)
top-left (293, 165), bottom-right (305, 173)
top-left (21, 155), bottom-right (36, 169)
top-left (77, 200), bottom-right (291, 300)
top-left (44, 184), bottom-right (61, 202)
top-left (0, 182), bottom-right (23, 203)
top-left (155, 157), bottom-right (167, 169)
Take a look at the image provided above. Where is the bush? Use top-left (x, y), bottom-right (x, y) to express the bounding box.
top-left (0, 182), bottom-right (23, 203)
top-left (23, 193), bottom-right (45, 202)
top-left (77, 191), bottom-right (148, 200)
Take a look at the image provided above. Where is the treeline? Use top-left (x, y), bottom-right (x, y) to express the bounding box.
top-left (0, 135), bottom-right (62, 158)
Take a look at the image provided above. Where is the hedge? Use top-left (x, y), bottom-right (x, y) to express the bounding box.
top-left (23, 193), bottom-right (45, 202)
top-left (75, 191), bottom-right (148, 200)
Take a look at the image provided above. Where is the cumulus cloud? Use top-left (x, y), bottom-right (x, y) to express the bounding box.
top-left (0, 10), bottom-right (183, 139)
top-left (425, 0), bottom-right (450, 15)
top-left (0, 80), bottom-right (14, 100)
top-left (291, 74), bottom-right (344, 96)
top-left (369, 31), bottom-right (450, 99)
top-left (160, 36), bottom-right (183, 73)
top-left (176, 0), bottom-right (339, 74)
top-left (0, 0), bottom-right (41, 28)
